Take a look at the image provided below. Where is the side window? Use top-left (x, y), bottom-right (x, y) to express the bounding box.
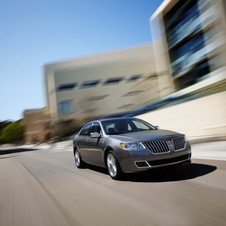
top-left (90, 122), bottom-right (101, 134)
top-left (80, 123), bottom-right (91, 135)
top-left (127, 123), bottom-right (132, 131)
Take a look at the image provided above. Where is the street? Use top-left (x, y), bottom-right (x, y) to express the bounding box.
top-left (0, 141), bottom-right (226, 226)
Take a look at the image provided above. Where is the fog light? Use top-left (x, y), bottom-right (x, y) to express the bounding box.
top-left (135, 161), bottom-right (149, 168)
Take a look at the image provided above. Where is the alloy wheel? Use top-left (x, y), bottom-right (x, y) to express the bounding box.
top-left (107, 153), bottom-right (117, 177)
top-left (74, 151), bottom-right (80, 167)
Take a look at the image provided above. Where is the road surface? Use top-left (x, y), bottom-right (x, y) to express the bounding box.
top-left (0, 141), bottom-right (226, 226)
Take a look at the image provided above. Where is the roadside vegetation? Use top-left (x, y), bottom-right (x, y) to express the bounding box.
top-left (0, 120), bottom-right (24, 144)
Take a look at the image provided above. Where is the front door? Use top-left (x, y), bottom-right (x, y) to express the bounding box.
top-left (87, 122), bottom-right (103, 166)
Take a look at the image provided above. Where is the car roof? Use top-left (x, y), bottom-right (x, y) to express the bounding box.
top-left (93, 117), bottom-right (137, 123)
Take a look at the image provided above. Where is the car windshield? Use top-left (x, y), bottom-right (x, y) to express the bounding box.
top-left (102, 118), bottom-right (156, 135)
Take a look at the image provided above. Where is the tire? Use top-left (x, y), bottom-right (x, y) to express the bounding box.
top-left (106, 151), bottom-right (123, 180)
top-left (74, 149), bottom-right (86, 168)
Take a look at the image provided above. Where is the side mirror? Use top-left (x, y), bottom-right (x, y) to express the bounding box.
top-left (155, 126), bottom-right (159, 129)
top-left (90, 132), bottom-right (101, 138)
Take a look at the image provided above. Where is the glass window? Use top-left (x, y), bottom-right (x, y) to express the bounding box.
top-left (102, 118), bottom-right (156, 135)
top-left (104, 77), bottom-right (123, 85)
top-left (80, 80), bottom-right (100, 88)
top-left (123, 91), bottom-right (143, 96)
top-left (127, 74), bottom-right (142, 82)
top-left (170, 32), bottom-right (206, 76)
top-left (80, 123), bottom-right (92, 135)
top-left (103, 122), bottom-right (116, 134)
top-left (176, 60), bottom-right (210, 89)
top-left (58, 100), bottom-right (74, 115)
top-left (118, 104), bottom-right (133, 109)
top-left (90, 122), bottom-right (101, 134)
top-left (57, 83), bottom-right (76, 91)
top-left (87, 95), bottom-right (108, 101)
top-left (133, 120), bottom-right (153, 130)
top-left (164, 0), bottom-right (201, 47)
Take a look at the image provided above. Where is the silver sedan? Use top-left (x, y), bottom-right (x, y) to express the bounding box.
top-left (73, 117), bottom-right (191, 179)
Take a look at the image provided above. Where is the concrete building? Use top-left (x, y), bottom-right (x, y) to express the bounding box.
top-left (150, 0), bottom-right (226, 97)
top-left (136, 0), bottom-right (226, 139)
top-left (24, 0), bottom-right (226, 142)
top-left (44, 44), bottom-right (166, 122)
top-left (23, 108), bottom-right (52, 143)
top-left (45, 0), bottom-right (226, 125)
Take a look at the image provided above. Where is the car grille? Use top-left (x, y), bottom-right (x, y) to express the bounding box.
top-left (142, 140), bottom-right (170, 154)
top-left (148, 154), bottom-right (190, 166)
top-left (173, 136), bottom-right (186, 151)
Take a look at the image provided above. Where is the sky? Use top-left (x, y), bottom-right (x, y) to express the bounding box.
top-left (0, 0), bottom-right (163, 121)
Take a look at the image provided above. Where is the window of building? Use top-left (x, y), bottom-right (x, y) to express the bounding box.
top-left (127, 74), bottom-right (142, 82)
top-left (164, 0), bottom-right (201, 48)
top-left (118, 104), bottom-right (133, 109)
top-left (164, 0), bottom-right (197, 28)
top-left (58, 100), bottom-right (74, 115)
top-left (123, 91), bottom-right (143, 96)
top-left (170, 33), bottom-right (206, 76)
top-left (80, 80), bottom-right (100, 88)
top-left (175, 60), bottom-right (210, 90)
top-left (87, 95), bottom-right (108, 101)
top-left (57, 83), bottom-right (76, 91)
top-left (104, 77), bottom-right (123, 85)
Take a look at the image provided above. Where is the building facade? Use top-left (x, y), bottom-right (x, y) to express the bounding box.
top-left (150, 0), bottom-right (226, 96)
top-left (24, 0), bottom-right (226, 142)
top-left (23, 108), bottom-right (52, 143)
top-left (44, 44), bottom-right (168, 122)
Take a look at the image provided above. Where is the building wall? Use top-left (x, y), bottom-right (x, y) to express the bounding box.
top-left (45, 44), bottom-right (167, 122)
top-left (138, 91), bottom-right (226, 138)
top-left (39, 0), bottom-right (226, 141)
top-left (23, 108), bottom-right (52, 143)
top-left (150, 0), bottom-right (226, 97)
top-left (146, 0), bottom-right (226, 139)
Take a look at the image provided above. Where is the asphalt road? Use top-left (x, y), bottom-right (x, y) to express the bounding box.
top-left (0, 142), bottom-right (226, 226)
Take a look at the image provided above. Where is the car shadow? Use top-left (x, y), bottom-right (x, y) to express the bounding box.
top-left (85, 162), bottom-right (217, 182)
top-left (124, 162), bottom-right (217, 182)
top-left (0, 148), bottom-right (38, 156)
top-left (86, 164), bottom-right (109, 176)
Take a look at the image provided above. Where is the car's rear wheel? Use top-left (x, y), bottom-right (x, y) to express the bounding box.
top-left (74, 149), bottom-right (86, 168)
top-left (106, 151), bottom-right (122, 180)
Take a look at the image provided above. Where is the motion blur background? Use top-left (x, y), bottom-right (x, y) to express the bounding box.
top-left (1, 0), bottom-right (226, 144)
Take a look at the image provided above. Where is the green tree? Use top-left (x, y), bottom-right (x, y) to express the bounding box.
top-left (0, 120), bottom-right (12, 133)
top-left (0, 121), bottom-right (24, 144)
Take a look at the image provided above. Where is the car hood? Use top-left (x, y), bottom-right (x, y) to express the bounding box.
top-left (109, 129), bottom-right (184, 142)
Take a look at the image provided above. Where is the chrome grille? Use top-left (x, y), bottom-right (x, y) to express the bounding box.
top-left (173, 136), bottom-right (186, 151)
top-left (142, 140), bottom-right (170, 154)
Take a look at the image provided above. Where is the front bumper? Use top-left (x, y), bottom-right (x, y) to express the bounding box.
top-left (117, 142), bottom-right (191, 173)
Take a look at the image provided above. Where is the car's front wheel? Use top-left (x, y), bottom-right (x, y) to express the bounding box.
top-left (74, 149), bottom-right (86, 168)
top-left (106, 151), bottom-right (122, 180)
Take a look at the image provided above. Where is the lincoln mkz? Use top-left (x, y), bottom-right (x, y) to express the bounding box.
top-left (73, 117), bottom-right (191, 179)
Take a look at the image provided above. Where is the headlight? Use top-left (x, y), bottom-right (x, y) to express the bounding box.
top-left (120, 142), bottom-right (146, 150)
